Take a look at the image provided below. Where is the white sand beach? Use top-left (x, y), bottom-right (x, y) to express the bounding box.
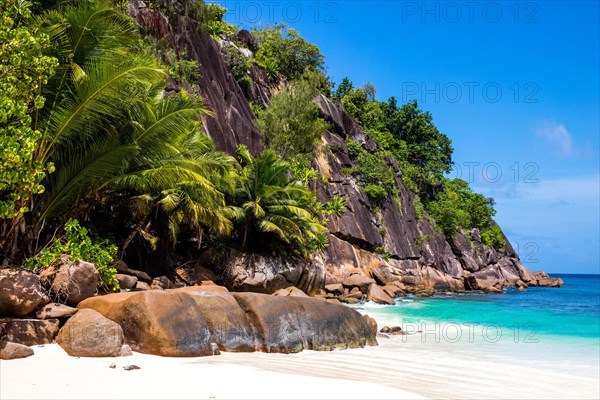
top-left (2, 334), bottom-right (598, 400)
top-left (0, 343), bottom-right (421, 400)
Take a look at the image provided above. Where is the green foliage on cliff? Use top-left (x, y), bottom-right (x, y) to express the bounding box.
top-left (426, 179), bottom-right (502, 248)
top-left (338, 77), bottom-right (503, 247)
top-left (323, 197), bottom-right (347, 217)
top-left (339, 80), bottom-right (453, 188)
top-left (204, 3), bottom-right (238, 37)
top-left (345, 138), bottom-right (398, 204)
top-left (221, 45), bottom-right (252, 92)
top-left (24, 219), bottom-right (119, 291)
top-left (0, 0), bottom-right (57, 257)
top-left (252, 24), bottom-right (325, 80)
top-left (141, 37), bottom-right (201, 86)
top-left (256, 73), bottom-right (327, 160)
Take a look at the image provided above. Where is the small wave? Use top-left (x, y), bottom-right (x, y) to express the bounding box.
top-left (360, 301), bottom-right (396, 309)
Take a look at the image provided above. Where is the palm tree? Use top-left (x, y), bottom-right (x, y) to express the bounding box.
top-left (23, 0), bottom-right (232, 262)
top-left (113, 121), bottom-right (237, 257)
top-left (232, 145), bottom-right (327, 257)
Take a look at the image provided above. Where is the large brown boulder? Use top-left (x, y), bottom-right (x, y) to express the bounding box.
top-left (366, 284), bottom-right (395, 305)
top-left (0, 318), bottom-right (60, 346)
top-left (116, 274), bottom-right (138, 290)
top-left (113, 260), bottom-right (152, 283)
top-left (219, 253), bottom-right (325, 295)
top-left (0, 269), bottom-right (50, 317)
top-left (324, 283), bottom-right (344, 295)
top-left (174, 286), bottom-right (257, 352)
top-left (382, 282), bottom-right (405, 298)
top-left (342, 274), bottom-right (376, 293)
top-left (464, 266), bottom-right (504, 291)
top-left (56, 309), bottom-right (124, 357)
top-left (150, 276), bottom-right (172, 290)
top-left (273, 287), bottom-right (309, 298)
top-left (40, 259), bottom-right (99, 305)
top-left (79, 290), bottom-right (211, 357)
top-left (233, 292), bottom-right (377, 353)
top-left (420, 266), bottom-right (465, 292)
top-left (0, 341), bottom-right (34, 360)
top-left (78, 286), bottom-right (376, 357)
top-left (176, 265), bottom-right (217, 285)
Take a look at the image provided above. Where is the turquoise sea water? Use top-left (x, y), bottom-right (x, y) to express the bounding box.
top-left (355, 274), bottom-right (600, 373)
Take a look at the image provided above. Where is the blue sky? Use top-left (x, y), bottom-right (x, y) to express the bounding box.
top-left (223, 1), bottom-right (599, 274)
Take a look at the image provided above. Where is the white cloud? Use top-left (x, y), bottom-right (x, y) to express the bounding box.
top-left (476, 174), bottom-right (600, 204)
top-left (534, 121), bottom-right (576, 157)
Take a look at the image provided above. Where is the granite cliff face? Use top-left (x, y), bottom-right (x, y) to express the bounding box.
top-left (129, 2), bottom-right (561, 296)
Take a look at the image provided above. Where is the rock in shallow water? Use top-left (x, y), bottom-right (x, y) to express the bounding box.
top-left (366, 283), bottom-right (395, 305)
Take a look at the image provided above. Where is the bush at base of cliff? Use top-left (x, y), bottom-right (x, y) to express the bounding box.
top-left (24, 219), bottom-right (119, 291)
top-left (230, 146), bottom-right (328, 259)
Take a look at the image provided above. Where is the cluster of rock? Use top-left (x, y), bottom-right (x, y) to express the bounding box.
top-left (1, 261), bottom-right (377, 360)
top-left (1, 269), bottom-right (65, 359)
top-left (319, 275), bottom-right (403, 306)
top-left (77, 287), bottom-right (376, 357)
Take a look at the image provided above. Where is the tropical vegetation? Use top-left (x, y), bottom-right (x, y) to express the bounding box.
top-left (1, 0), bottom-right (507, 285)
top-left (256, 73), bottom-right (328, 161)
top-left (335, 77), bottom-right (500, 246)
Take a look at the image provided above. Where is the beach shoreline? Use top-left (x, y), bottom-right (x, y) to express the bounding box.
top-left (0, 343), bottom-right (422, 400)
top-left (2, 330), bottom-right (598, 400)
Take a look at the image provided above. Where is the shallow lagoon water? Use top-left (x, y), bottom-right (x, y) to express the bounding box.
top-left (352, 274), bottom-right (600, 378)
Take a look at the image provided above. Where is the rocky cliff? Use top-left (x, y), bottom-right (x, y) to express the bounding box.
top-left (128, 2), bottom-right (562, 297)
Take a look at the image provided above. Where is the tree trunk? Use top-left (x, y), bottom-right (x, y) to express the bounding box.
top-left (119, 217), bottom-right (148, 259)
